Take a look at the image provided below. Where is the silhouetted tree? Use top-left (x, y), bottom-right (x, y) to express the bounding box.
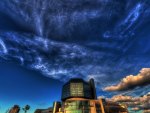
top-left (22, 105), bottom-right (30, 113)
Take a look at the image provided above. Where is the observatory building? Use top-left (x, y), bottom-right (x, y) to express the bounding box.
top-left (35, 78), bottom-right (128, 113)
top-left (61, 78), bottom-right (97, 101)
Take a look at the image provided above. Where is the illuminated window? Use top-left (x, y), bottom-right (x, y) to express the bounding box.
top-left (65, 101), bottom-right (90, 113)
top-left (70, 83), bottom-right (83, 96)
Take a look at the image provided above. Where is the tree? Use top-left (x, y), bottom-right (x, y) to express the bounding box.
top-left (22, 105), bottom-right (30, 113)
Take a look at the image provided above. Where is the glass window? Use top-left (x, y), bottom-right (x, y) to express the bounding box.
top-left (83, 84), bottom-right (92, 98)
top-left (66, 110), bottom-right (82, 113)
top-left (70, 83), bottom-right (83, 96)
top-left (62, 84), bottom-right (70, 99)
top-left (64, 100), bottom-right (90, 113)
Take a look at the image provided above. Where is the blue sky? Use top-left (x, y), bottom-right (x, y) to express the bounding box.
top-left (0, 62), bottom-right (107, 112)
top-left (0, 0), bottom-right (150, 112)
top-left (0, 62), bottom-right (63, 112)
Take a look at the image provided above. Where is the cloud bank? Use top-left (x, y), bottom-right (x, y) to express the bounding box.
top-left (104, 68), bottom-right (150, 91)
top-left (107, 92), bottom-right (150, 112)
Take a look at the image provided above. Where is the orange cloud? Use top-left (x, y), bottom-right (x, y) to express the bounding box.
top-left (107, 95), bottom-right (132, 102)
top-left (143, 110), bottom-right (150, 113)
top-left (107, 93), bottom-right (150, 112)
top-left (104, 68), bottom-right (150, 91)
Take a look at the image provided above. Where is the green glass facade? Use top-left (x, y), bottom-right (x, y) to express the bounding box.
top-left (64, 100), bottom-right (90, 113)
